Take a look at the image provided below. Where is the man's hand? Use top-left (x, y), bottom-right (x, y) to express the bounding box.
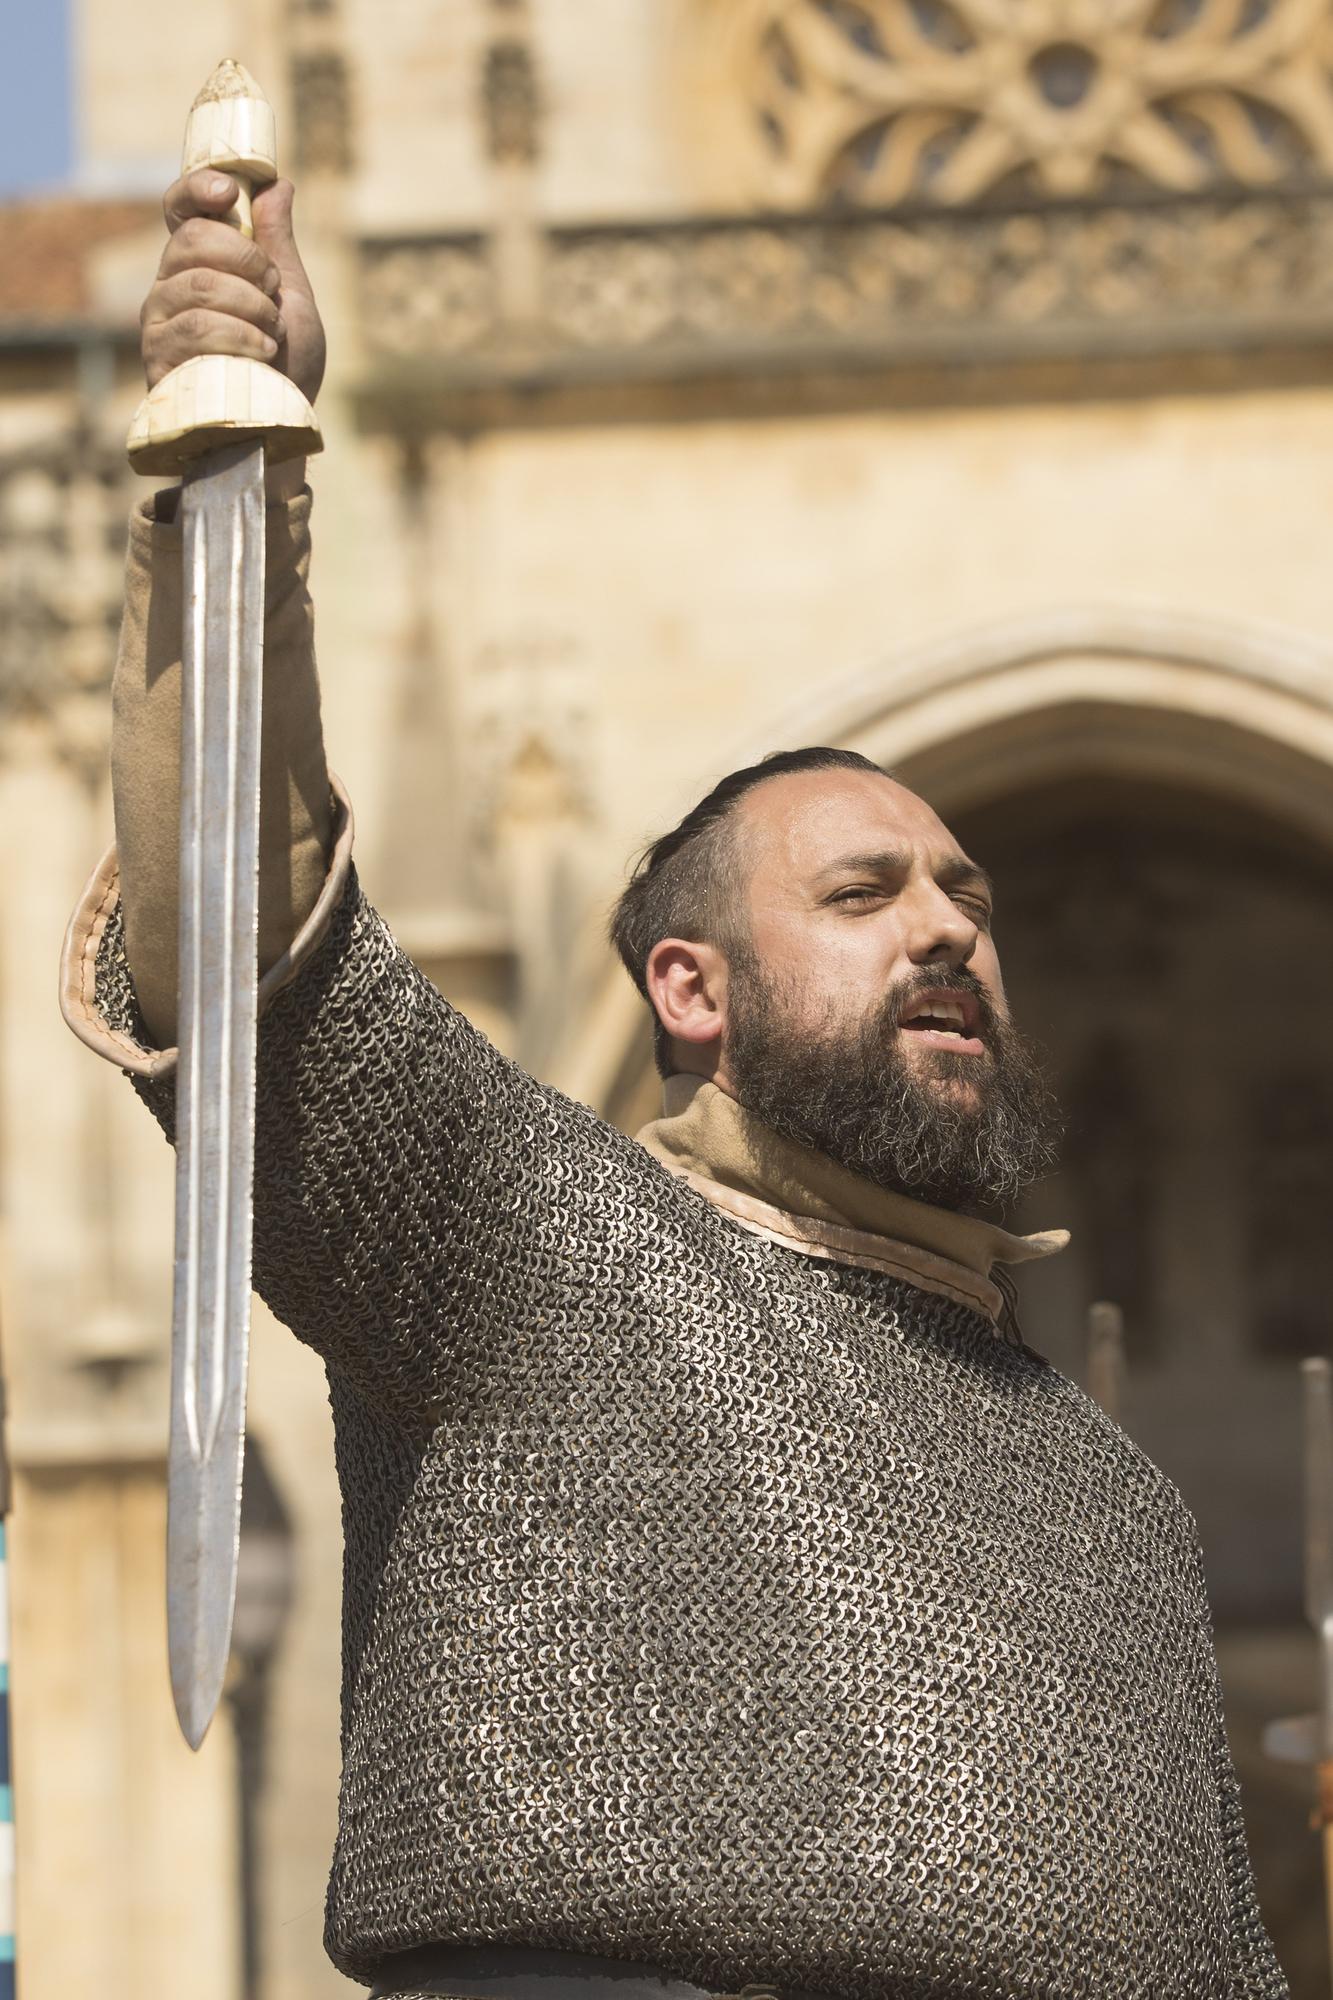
top-left (140, 171), bottom-right (327, 458)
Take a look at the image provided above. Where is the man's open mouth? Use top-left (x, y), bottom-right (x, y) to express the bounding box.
top-left (898, 990), bottom-right (987, 1057)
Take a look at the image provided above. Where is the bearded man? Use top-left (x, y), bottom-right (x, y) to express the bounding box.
top-left (61, 170), bottom-right (1287, 2000)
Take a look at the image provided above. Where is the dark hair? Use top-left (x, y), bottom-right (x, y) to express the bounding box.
top-left (609, 746), bottom-right (888, 1076)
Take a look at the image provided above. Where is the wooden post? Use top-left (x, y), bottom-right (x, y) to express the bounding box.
top-left (1086, 1300), bottom-right (1125, 1425)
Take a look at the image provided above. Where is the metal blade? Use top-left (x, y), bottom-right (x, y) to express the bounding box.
top-left (169, 439), bottom-right (265, 1749)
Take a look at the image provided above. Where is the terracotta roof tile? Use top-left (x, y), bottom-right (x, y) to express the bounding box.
top-left (0, 197), bottom-right (159, 324)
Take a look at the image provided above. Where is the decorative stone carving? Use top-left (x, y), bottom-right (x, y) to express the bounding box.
top-left (359, 186), bottom-right (1333, 377)
top-left (0, 427), bottom-right (131, 778)
top-left (479, 0), bottom-right (546, 326)
top-left (469, 630), bottom-right (595, 851)
top-left (482, 36), bottom-right (542, 165)
top-left (467, 631), bottom-right (596, 1067)
top-left (367, 238), bottom-right (495, 357)
top-left (695, 0), bottom-right (1333, 208)
top-left (291, 50), bottom-right (354, 175)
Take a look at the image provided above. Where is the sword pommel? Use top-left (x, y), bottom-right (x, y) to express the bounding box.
top-left (183, 59), bottom-right (277, 238)
top-left (125, 60), bottom-right (322, 477)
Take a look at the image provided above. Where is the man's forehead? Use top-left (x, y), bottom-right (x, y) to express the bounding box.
top-left (738, 766), bottom-right (961, 872)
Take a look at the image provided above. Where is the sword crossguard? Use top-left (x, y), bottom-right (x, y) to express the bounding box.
top-left (125, 60), bottom-right (323, 477)
top-left (127, 355), bottom-right (322, 477)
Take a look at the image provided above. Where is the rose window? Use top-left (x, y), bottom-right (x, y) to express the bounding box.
top-left (692, 0), bottom-right (1333, 206)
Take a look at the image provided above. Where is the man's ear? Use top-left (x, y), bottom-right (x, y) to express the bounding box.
top-left (645, 937), bottom-right (727, 1059)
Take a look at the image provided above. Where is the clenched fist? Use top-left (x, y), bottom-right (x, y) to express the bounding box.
top-left (140, 170), bottom-right (326, 412)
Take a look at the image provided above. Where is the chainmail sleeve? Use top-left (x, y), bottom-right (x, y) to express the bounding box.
top-left (92, 861), bottom-right (568, 1431)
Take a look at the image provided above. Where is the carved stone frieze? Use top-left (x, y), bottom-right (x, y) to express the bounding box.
top-left (367, 237), bottom-right (496, 358)
top-left (0, 427), bottom-right (131, 777)
top-left (358, 185), bottom-right (1333, 383)
top-left (690, 0), bottom-right (1333, 208)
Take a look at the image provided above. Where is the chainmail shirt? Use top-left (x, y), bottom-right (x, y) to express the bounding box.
top-left (88, 865), bottom-right (1286, 2000)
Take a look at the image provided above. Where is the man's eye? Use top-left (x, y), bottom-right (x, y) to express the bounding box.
top-left (832, 886), bottom-right (881, 904)
top-left (955, 895), bottom-right (993, 924)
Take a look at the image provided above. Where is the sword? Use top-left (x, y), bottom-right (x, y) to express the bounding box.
top-left (126, 59), bottom-right (322, 1749)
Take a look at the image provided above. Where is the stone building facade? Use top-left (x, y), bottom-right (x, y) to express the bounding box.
top-left (5, 0), bottom-right (1333, 1990)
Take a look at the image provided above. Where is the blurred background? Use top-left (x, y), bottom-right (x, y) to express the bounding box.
top-left (6, 0), bottom-right (1333, 1991)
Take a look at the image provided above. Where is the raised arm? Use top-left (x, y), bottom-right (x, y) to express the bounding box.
top-left (62, 165), bottom-right (623, 1431)
top-left (117, 168), bottom-right (333, 1046)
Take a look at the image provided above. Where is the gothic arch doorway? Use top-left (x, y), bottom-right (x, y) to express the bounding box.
top-left (949, 772), bottom-right (1333, 1618)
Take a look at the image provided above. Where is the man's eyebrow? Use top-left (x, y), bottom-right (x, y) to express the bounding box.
top-left (937, 855), bottom-right (995, 901)
top-left (814, 847), bottom-right (911, 881)
top-left (814, 849), bottom-right (995, 899)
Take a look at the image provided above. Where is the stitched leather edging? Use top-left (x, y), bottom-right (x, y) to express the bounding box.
top-left (59, 773), bottom-right (354, 1080)
top-left (674, 1167), bottom-right (1004, 1325)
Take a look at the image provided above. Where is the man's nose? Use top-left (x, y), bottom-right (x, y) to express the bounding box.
top-left (903, 882), bottom-right (978, 967)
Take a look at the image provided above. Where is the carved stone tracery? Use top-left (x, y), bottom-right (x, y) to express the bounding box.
top-left (355, 6), bottom-right (1333, 388)
top-left (291, 50), bottom-right (354, 175)
top-left (287, 0), bottom-right (355, 176)
top-left (360, 187), bottom-right (1333, 374)
top-left (696, 0), bottom-right (1333, 207)
top-left (482, 37), bottom-right (543, 166)
top-left (0, 427), bottom-right (131, 778)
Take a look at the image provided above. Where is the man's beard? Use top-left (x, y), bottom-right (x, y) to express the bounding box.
top-left (725, 951), bottom-right (1062, 1215)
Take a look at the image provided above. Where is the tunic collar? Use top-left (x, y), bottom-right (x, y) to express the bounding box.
top-left (636, 1074), bottom-right (1068, 1332)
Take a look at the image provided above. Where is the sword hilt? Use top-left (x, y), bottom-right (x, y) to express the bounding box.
top-left (180, 57), bottom-right (275, 240)
top-left (125, 60), bottom-right (323, 477)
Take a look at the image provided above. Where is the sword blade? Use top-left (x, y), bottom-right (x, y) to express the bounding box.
top-left (169, 439), bottom-right (265, 1749)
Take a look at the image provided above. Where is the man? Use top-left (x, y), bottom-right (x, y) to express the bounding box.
top-left (61, 171), bottom-right (1287, 2000)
